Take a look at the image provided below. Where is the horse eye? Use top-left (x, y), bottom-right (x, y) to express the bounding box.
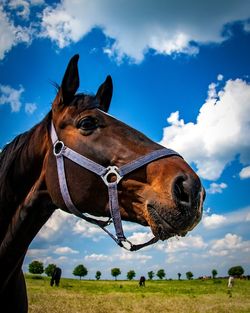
top-left (78, 117), bottom-right (98, 131)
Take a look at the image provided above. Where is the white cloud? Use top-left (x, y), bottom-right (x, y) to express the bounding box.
top-left (207, 182), bottom-right (228, 194)
top-left (25, 102), bottom-right (37, 114)
top-left (0, 84), bottom-right (37, 114)
top-left (202, 207), bottom-right (250, 229)
top-left (0, 6), bottom-right (17, 59)
top-left (0, 5), bottom-right (33, 59)
top-left (157, 234), bottom-right (207, 253)
top-left (202, 214), bottom-right (227, 229)
top-left (54, 246), bottom-right (79, 254)
top-left (127, 231), bottom-right (154, 245)
top-left (38, 209), bottom-right (72, 240)
top-left (0, 84), bottom-right (24, 112)
top-left (118, 250), bottom-right (152, 263)
top-left (239, 166), bottom-right (250, 179)
top-left (8, 0), bottom-right (31, 20)
top-left (26, 248), bottom-right (49, 257)
top-left (209, 233), bottom-right (250, 256)
top-left (122, 222), bottom-right (146, 233)
top-left (7, 0), bottom-right (45, 20)
top-left (73, 219), bottom-right (104, 240)
top-left (217, 74), bottom-right (224, 81)
top-left (40, 0), bottom-right (250, 63)
top-left (84, 253), bottom-right (111, 262)
top-left (160, 78), bottom-right (250, 180)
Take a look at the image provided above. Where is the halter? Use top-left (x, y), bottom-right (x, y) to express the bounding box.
top-left (50, 121), bottom-right (181, 251)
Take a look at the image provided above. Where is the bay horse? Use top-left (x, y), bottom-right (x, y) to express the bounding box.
top-left (0, 54), bottom-right (205, 313)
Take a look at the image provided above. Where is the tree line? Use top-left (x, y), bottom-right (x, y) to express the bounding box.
top-left (28, 260), bottom-right (246, 280)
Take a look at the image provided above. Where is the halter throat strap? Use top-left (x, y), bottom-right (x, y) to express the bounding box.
top-left (50, 122), bottom-right (181, 251)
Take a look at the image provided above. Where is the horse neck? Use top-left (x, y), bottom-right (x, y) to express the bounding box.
top-left (0, 113), bottom-right (51, 237)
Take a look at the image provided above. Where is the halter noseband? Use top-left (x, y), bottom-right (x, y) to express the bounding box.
top-left (50, 121), bottom-right (181, 251)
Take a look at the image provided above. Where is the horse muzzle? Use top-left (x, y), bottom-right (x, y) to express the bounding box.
top-left (146, 175), bottom-right (205, 240)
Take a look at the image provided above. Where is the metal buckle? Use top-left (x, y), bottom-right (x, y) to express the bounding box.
top-left (101, 166), bottom-right (123, 186)
top-left (53, 140), bottom-right (65, 156)
top-left (119, 239), bottom-right (133, 251)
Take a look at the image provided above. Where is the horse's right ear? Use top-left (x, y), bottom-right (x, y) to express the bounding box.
top-left (53, 54), bottom-right (80, 109)
top-left (96, 75), bottom-right (113, 112)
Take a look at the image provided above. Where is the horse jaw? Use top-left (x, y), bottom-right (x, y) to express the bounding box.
top-left (119, 166), bottom-right (204, 241)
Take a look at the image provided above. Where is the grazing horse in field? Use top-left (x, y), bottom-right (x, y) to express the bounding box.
top-left (50, 267), bottom-right (62, 287)
top-left (139, 276), bottom-right (146, 287)
top-left (0, 55), bottom-right (205, 313)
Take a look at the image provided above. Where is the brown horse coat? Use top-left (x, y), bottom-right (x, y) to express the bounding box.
top-left (0, 55), bottom-right (205, 313)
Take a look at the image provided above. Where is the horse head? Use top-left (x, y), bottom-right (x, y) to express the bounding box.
top-left (46, 54), bottom-right (205, 244)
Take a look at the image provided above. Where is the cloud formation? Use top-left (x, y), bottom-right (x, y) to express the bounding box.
top-left (40, 0), bottom-right (250, 63)
top-left (239, 166), bottom-right (250, 179)
top-left (156, 234), bottom-right (207, 253)
top-left (54, 246), bottom-right (79, 254)
top-left (160, 78), bottom-right (250, 180)
top-left (25, 102), bottom-right (37, 114)
top-left (0, 4), bottom-right (35, 60)
top-left (0, 84), bottom-right (38, 114)
top-left (1, 1), bottom-right (250, 62)
top-left (202, 207), bottom-right (250, 229)
top-left (0, 84), bottom-right (24, 112)
top-left (202, 214), bottom-right (227, 229)
top-left (207, 182), bottom-right (228, 194)
top-left (38, 210), bottom-right (73, 241)
top-left (209, 233), bottom-right (250, 256)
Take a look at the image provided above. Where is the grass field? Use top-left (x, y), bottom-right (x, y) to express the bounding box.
top-left (25, 275), bottom-right (250, 313)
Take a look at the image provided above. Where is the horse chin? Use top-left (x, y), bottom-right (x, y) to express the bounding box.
top-left (145, 202), bottom-right (189, 241)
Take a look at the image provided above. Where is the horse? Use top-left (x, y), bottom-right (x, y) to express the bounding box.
top-left (0, 54), bottom-right (205, 313)
top-left (50, 267), bottom-right (62, 287)
top-left (139, 276), bottom-right (146, 287)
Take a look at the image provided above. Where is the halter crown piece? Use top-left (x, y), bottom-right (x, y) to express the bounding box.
top-left (50, 121), bottom-right (181, 251)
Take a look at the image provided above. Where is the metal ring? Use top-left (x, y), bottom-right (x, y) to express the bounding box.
top-left (53, 140), bottom-right (65, 156)
top-left (120, 239), bottom-right (133, 251)
top-left (101, 166), bottom-right (123, 186)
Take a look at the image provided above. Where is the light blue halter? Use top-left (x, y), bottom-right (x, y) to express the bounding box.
top-left (50, 121), bottom-right (181, 251)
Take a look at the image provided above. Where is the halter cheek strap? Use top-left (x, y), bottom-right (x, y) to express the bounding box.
top-left (50, 122), bottom-right (181, 251)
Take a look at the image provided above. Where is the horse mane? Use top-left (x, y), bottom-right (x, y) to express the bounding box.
top-left (0, 112), bottom-right (52, 201)
top-left (52, 82), bottom-right (97, 109)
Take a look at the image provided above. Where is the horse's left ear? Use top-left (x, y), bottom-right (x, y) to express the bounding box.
top-left (54, 54), bottom-right (80, 108)
top-left (96, 75), bottom-right (113, 112)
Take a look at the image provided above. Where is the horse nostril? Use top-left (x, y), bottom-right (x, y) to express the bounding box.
top-left (173, 174), bottom-right (201, 206)
top-left (173, 176), bottom-right (190, 204)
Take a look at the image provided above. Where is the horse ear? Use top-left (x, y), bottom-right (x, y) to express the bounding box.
top-left (96, 75), bottom-right (113, 112)
top-left (56, 54), bottom-right (80, 107)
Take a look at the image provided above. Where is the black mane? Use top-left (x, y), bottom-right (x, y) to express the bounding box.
top-left (0, 112), bottom-right (51, 200)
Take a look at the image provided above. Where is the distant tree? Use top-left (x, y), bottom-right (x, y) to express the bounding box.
top-left (156, 269), bottom-right (166, 280)
top-left (127, 270), bottom-right (136, 280)
top-left (29, 260), bottom-right (44, 275)
top-left (73, 264), bottom-right (88, 280)
top-left (148, 271), bottom-right (154, 280)
top-left (95, 271), bottom-right (102, 280)
top-left (178, 273), bottom-right (182, 280)
top-left (212, 269), bottom-right (218, 279)
top-left (111, 268), bottom-right (121, 280)
top-left (186, 271), bottom-right (194, 280)
top-left (45, 264), bottom-right (57, 277)
top-left (228, 266), bottom-right (244, 277)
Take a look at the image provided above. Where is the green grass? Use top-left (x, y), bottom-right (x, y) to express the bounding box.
top-left (25, 275), bottom-right (250, 313)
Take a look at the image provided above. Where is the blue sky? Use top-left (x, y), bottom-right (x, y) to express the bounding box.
top-left (0, 0), bottom-right (250, 280)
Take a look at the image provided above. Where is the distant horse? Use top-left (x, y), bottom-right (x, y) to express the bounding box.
top-left (50, 267), bottom-right (62, 287)
top-left (139, 276), bottom-right (146, 287)
top-left (0, 55), bottom-right (205, 313)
